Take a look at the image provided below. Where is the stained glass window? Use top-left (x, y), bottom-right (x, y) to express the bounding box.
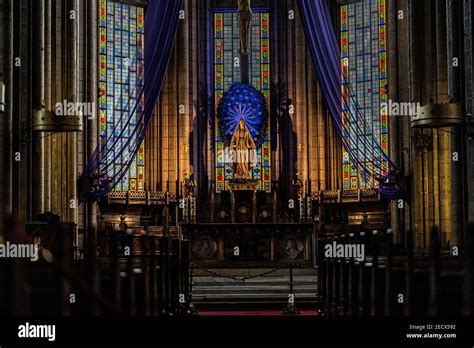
top-left (213, 11), bottom-right (271, 193)
top-left (99, 0), bottom-right (145, 192)
top-left (340, 0), bottom-right (388, 190)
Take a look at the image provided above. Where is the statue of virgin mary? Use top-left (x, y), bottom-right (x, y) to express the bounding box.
top-left (230, 119), bottom-right (256, 178)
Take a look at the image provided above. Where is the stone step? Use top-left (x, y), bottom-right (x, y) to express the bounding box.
top-left (193, 268), bottom-right (317, 277)
top-left (193, 285), bottom-right (317, 294)
top-left (191, 267), bottom-right (318, 307)
top-left (192, 293), bottom-right (317, 302)
top-left (193, 275), bottom-right (317, 285)
top-left (193, 292), bottom-right (318, 299)
top-left (194, 283), bottom-right (317, 289)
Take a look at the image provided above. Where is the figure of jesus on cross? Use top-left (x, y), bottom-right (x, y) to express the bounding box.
top-left (237, 0), bottom-right (252, 56)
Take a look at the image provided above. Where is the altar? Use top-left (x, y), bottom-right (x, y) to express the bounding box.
top-left (181, 223), bottom-right (316, 266)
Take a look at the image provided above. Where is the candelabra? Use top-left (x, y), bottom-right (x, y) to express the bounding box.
top-left (292, 173), bottom-right (306, 223)
top-left (183, 174), bottom-right (197, 223)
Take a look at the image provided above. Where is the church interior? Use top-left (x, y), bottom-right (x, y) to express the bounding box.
top-left (0, 0), bottom-right (473, 322)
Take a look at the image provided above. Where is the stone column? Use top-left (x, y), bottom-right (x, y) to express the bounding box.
top-left (465, 0), bottom-right (474, 227)
top-left (271, 0), bottom-right (280, 187)
top-left (86, 0), bottom-right (98, 235)
top-left (408, 0), bottom-right (424, 246)
top-left (50, 0), bottom-right (60, 217)
top-left (0, 0), bottom-right (14, 224)
top-left (12, 0), bottom-right (26, 219)
top-left (44, 0), bottom-right (52, 212)
top-left (171, 43), bottom-right (179, 196)
top-left (463, 1), bottom-right (474, 314)
top-left (295, 7), bottom-right (308, 190)
top-left (388, 0), bottom-right (401, 241)
top-left (317, 86), bottom-right (327, 191)
top-left (447, 0), bottom-right (464, 247)
top-left (178, 0), bottom-right (190, 188)
top-left (66, 0), bottom-right (78, 224)
top-left (307, 49), bottom-right (318, 194)
top-left (286, 0), bottom-right (296, 193)
top-left (31, 0), bottom-right (45, 220)
top-left (85, 0), bottom-right (99, 313)
top-left (435, 0), bottom-right (452, 248)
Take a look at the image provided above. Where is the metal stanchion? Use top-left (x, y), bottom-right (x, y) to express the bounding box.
top-left (149, 232), bottom-right (157, 316)
top-left (384, 229), bottom-right (393, 315)
top-left (141, 231), bottom-right (151, 315)
top-left (351, 233), bottom-right (360, 316)
top-left (317, 235), bottom-right (327, 315)
top-left (341, 234), bottom-right (349, 316)
top-left (126, 229), bottom-right (136, 315)
top-left (110, 225), bottom-right (121, 313)
top-left (428, 226), bottom-right (440, 315)
top-left (283, 263), bottom-right (300, 314)
top-left (187, 263), bottom-right (198, 315)
top-left (405, 228), bottom-right (414, 315)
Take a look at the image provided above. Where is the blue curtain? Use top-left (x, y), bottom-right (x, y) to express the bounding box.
top-left (83, 0), bottom-right (184, 198)
top-left (298, 0), bottom-right (403, 199)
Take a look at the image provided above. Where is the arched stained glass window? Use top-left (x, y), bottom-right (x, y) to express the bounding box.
top-left (340, 0), bottom-right (388, 190)
top-left (99, 0), bottom-right (145, 192)
top-left (213, 10), bottom-right (271, 193)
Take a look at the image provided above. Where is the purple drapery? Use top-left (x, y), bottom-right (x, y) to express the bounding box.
top-left (82, 0), bottom-right (183, 198)
top-left (298, 0), bottom-right (403, 199)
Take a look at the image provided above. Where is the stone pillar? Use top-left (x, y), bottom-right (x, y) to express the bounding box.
top-left (271, 0), bottom-right (280, 187)
top-left (12, 0), bottom-right (26, 219)
top-left (286, 0), bottom-right (296, 192)
top-left (85, 0), bottom-right (98, 312)
top-left (167, 45), bottom-right (178, 196)
top-left (435, 0), bottom-right (452, 248)
top-left (44, 0), bottom-right (52, 212)
top-left (86, 0), bottom-right (98, 229)
top-left (447, 0), bottom-right (464, 247)
top-left (178, 0), bottom-right (191, 187)
top-left (317, 86), bottom-right (327, 191)
top-left (295, 7), bottom-right (308, 189)
top-left (32, 0), bottom-right (45, 220)
top-left (307, 49), bottom-right (318, 194)
top-left (50, 0), bottom-right (60, 218)
top-left (465, 0), bottom-right (474, 227)
top-left (0, 0), bottom-right (14, 224)
top-left (161, 69), bottom-right (170, 194)
top-left (408, 0), bottom-right (426, 247)
top-left (66, 0), bottom-right (78, 224)
top-left (388, 0), bottom-right (401, 241)
top-left (396, 0), bottom-right (416, 240)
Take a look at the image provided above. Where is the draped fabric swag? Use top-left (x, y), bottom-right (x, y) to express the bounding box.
top-left (82, 0), bottom-right (184, 198)
top-left (298, 0), bottom-right (402, 199)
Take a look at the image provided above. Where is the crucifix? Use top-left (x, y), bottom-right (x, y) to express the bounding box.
top-left (237, 0), bottom-right (252, 84)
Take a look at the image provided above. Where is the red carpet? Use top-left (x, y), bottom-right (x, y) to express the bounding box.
top-left (198, 310), bottom-right (318, 316)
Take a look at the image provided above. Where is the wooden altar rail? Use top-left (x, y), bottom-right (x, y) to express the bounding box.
top-left (106, 190), bottom-right (178, 205)
top-left (317, 226), bottom-right (474, 316)
top-left (0, 223), bottom-right (190, 316)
